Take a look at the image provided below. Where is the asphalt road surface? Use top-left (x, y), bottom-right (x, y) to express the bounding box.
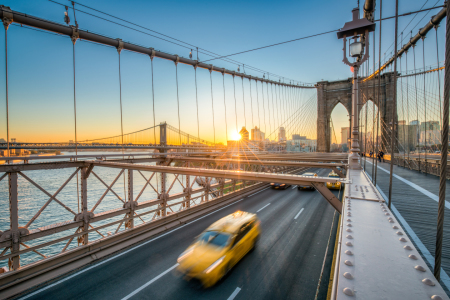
top-left (19, 168), bottom-right (341, 300)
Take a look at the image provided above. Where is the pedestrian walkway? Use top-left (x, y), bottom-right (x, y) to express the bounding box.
top-left (363, 158), bottom-right (450, 294)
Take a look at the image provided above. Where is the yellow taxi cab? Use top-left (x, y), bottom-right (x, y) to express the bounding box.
top-left (326, 172), bottom-right (341, 190)
top-left (298, 172), bottom-right (318, 190)
top-left (177, 211), bottom-right (260, 288)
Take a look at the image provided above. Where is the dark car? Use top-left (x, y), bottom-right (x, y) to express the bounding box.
top-left (270, 183), bottom-right (291, 190)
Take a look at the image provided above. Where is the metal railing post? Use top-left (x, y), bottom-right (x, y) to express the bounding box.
top-left (8, 172), bottom-right (20, 271)
top-left (125, 169), bottom-right (134, 229)
top-left (78, 167), bottom-right (89, 245)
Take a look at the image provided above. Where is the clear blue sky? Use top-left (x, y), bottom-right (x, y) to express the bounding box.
top-left (0, 0), bottom-right (445, 143)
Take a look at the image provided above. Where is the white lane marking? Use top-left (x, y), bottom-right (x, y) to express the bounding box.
top-left (256, 203), bottom-right (271, 212)
top-left (366, 160), bottom-right (450, 209)
top-left (121, 264), bottom-right (179, 300)
top-left (19, 198), bottom-right (247, 299)
top-left (291, 185), bottom-right (298, 189)
top-left (372, 178), bottom-right (450, 291)
top-left (227, 287), bottom-right (241, 300)
top-left (294, 208), bottom-right (304, 220)
top-left (248, 187), bottom-right (270, 197)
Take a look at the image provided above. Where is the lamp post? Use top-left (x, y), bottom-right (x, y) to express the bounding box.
top-left (337, 8), bottom-right (375, 169)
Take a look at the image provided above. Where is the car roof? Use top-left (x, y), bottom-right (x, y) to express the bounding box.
top-left (207, 211), bottom-right (256, 234)
top-left (328, 172), bottom-right (339, 176)
top-left (303, 172), bottom-right (317, 176)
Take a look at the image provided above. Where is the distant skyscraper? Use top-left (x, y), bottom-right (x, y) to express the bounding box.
top-left (239, 126), bottom-right (249, 141)
top-left (251, 126), bottom-right (265, 141)
top-left (341, 127), bottom-right (350, 145)
top-left (278, 127), bottom-right (286, 141)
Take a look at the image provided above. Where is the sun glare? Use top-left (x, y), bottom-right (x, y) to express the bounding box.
top-left (231, 131), bottom-right (242, 141)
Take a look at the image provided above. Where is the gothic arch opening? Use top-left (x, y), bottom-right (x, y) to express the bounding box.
top-left (330, 102), bottom-right (350, 152)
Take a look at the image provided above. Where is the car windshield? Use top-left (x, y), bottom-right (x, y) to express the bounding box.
top-left (197, 231), bottom-right (231, 248)
top-left (329, 174), bottom-right (340, 178)
top-left (303, 173), bottom-right (315, 176)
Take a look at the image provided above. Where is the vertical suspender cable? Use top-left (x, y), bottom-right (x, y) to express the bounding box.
top-left (262, 81), bottom-right (267, 139)
top-left (400, 47), bottom-right (406, 163)
top-left (364, 60), bottom-right (368, 171)
top-left (388, 0), bottom-right (398, 209)
top-left (4, 24), bottom-right (9, 162)
top-left (372, 30), bottom-right (376, 179)
top-left (117, 45), bottom-right (126, 202)
top-left (175, 61), bottom-right (181, 145)
top-left (222, 73), bottom-right (228, 141)
top-left (436, 28), bottom-right (442, 126)
top-left (72, 38), bottom-right (80, 213)
top-left (233, 75), bottom-right (238, 132)
top-left (209, 69), bottom-right (216, 144)
top-left (434, 1), bottom-right (449, 281)
top-left (375, 0), bottom-right (382, 185)
top-left (423, 39), bottom-right (427, 169)
top-left (406, 49), bottom-right (410, 165)
top-left (256, 80), bottom-right (261, 132)
top-left (241, 78), bottom-right (246, 128)
top-left (249, 79), bottom-right (254, 129)
top-left (413, 43), bottom-right (421, 170)
top-left (272, 84), bottom-right (278, 132)
top-left (267, 82), bottom-right (272, 137)
top-left (150, 56), bottom-right (156, 144)
top-left (194, 66), bottom-right (200, 141)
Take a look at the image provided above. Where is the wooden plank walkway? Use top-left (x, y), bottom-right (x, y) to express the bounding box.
top-left (363, 159), bottom-right (450, 294)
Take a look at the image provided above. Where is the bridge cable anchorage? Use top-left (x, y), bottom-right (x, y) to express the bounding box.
top-left (194, 62), bottom-right (200, 141)
top-left (2, 5), bottom-right (12, 163)
top-left (174, 55), bottom-right (181, 145)
top-left (149, 48), bottom-right (157, 144)
top-left (209, 64), bottom-right (216, 145)
top-left (222, 71), bottom-right (228, 141)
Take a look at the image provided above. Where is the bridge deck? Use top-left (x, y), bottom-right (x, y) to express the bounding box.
top-left (364, 158), bottom-right (450, 295)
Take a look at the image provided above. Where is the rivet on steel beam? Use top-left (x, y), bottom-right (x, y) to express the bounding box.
top-left (393, 226), bottom-right (399, 229)
top-left (346, 235), bottom-right (353, 239)
top-left (344, 260), bottom-right (353, 266)
top-left (347, 223), bottom-right (352, 227)
top-left (343, 272), bottom-right (353, 279)
top-left (404, 245), bottom-right (413, 250)
top-left (385, 213), bottom-right (390, 216)
top-left (383, 209), bottom-right (387, 212)
top-left (346, 241), bottom-right (353, 246)
top-left (345, 250), bottom-right (353, 255)
top-left (347, 213), bottom-right (351, 216)
top-left (399, 237), bottom-right (407, 242)
top-left (343, 287), bottom-right (354, 296)
top-left (347, 219), bottom-right (351, 222)
top-left (346, 228), bottom-right (352, 232)
top-left (409, 254), bottom-right (418, 260)
top-left (415, 265), bottom-right (426, 272)
top-left (422, 278), bottom-right (435, 286)
top-left (389, 219), bottom-right (394, 223)
top-left (431, 295), bottom-right (444, 300)
top-left (396, 231), bottom-right (403, 235)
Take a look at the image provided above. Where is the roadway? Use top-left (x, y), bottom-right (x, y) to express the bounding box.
top-left (18, 168), bottom-right (340, 300)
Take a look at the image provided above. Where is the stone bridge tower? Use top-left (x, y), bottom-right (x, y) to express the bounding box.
top-left (316, 72), bottom-right (398, 153)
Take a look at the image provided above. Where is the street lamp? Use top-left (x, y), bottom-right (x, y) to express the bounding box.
top-left (337, 7), bottom-right (375, 169)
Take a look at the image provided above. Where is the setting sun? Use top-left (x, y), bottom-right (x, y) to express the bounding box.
top-left (231, 131), bottom-right (242, 141)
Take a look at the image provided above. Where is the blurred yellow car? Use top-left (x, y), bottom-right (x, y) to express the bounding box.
top-left (298, 172), bottom-right (318, 190)
top-left (326, 172), bottom-right (341, 190)
top-left (177, 211), bottom-right (260, 287)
